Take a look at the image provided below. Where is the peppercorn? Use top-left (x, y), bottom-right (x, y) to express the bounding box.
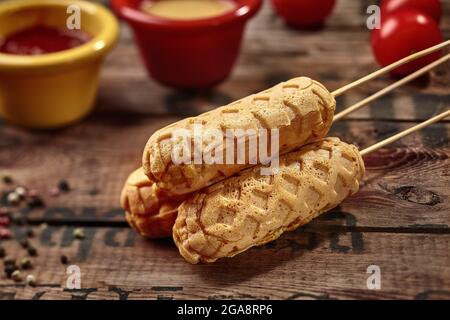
top-left (0, 227), bottom-right (12, 239)
top-left (26, 196), bottom-right (45, 209)
top-left (88, 188), bottom-right (99, 196)
top-left (4, 257), bottom-right (15, 266)
top-left (4, 259), bottom-right (18, 278)
top-left (27, 246), bottom-right (38, 257)
top-left (28, 189), bottom-right (39, 198)
top-left (0, 246), bottom-right (5, 258)
top-left (49, 187), bottom-right (60, 197)
top-left (0, 216), bottom-right (10, 226)
top-left (11, 270), bottom-right (22, 282)
top-left (19, 239), bottom-right (29, 249)
top-left (7, 192), bottom-right (20, 206)
top-left (4, 264), bottom-right (17, 278)
top-left (2, 176), bottom-right (13, 184)
top-left (15, 186), bottom-right (27, 199)
top-left (60, 255), bottom-right (69, 265)
top-left (58, 180), bottom-right (71, 192)
top-left (26, 274), bottom-right (36, 287)
top-left (26, 228), bottom-right (35, 238)
top-left (20, 257), bottom-right (32, 269)
top-left (73, 228), bottom-right (85, 240)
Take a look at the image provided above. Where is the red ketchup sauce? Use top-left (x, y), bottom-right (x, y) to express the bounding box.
top-left (0, 25), bottom-right (91, 55)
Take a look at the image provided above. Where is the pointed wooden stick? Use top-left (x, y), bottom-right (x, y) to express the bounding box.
top-left (333, 53), bottom-right (450, 122)
top-left (332, 40), bottom-right (450, 97)
top-left (360, 110), bottom-right (450, 156)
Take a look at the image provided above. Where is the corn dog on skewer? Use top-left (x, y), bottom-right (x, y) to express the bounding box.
top-left (173, 138), bottom-right (365, 264)
top-left (143, 77), bottom-right (335, 195)
top-left (120, 168), bottom-right (188, 238)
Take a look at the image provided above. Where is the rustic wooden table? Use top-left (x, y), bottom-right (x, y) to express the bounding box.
top-left (0, 0), bottom-right (449, 300)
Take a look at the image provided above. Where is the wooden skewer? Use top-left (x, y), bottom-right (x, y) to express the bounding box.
top-left (333, 53), bottom-right (450, 122)
top-left (360, 109), bottom-right (450, 156)
top-left (332, 40), bottom-right (450, 97)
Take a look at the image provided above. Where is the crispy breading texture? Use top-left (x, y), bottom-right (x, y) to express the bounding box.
top-left (173, 138), bottom-right (365, 263)
top-left (120, 168), bottom-right (187, 238)
top-left (143, 77), bottom-right (336, 195)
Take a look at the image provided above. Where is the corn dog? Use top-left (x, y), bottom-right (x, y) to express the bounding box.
top-left (143, 77), bottom-right (335, 195)
top-left (120, 168), bottom-right (188, 238)
top-left (173, 138), bottom-right (365, 264)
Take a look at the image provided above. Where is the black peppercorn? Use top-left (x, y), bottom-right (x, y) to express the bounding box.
top-left (58, 180), bottom-right (71, 192)
top-left (88, 188), bottom-right (99, 196)
top-left (26, 228), bottom-right (35, 238)
top-left (4, 259), bottom-right (18, 278)
top-left (4, 258), bottom-right (16, 266)
top-left (60, 255), bottom-right (69, 265)
top-left (19, 239), bottom-right (29, 249)
top-left (2, 176), bottom-right (13, 184)
top-left (26, 196), bottom-right (45, 209)
top-left (27, 246), bottom-right (38, 257)
top-left (4, 264), bottom-right (17, 278)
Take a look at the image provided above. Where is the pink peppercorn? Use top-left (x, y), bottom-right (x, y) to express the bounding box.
top-left (49, 187), bottom-right (60, 197)
top-left (0, 216), bottom-right (10, 226)
top-left (28, 189), bottom-right (39, 198)
top-left (0, 227), bottom-right (12, 239)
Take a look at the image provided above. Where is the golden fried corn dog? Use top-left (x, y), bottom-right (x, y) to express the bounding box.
top-left (173, 138), bottom-right (365, 263)
top-left (143, 77), bottom-right (336, 195)
top-left (120, 168), bottom-right (188, 238)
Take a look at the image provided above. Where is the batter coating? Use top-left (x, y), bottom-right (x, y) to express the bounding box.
top-left (143, 77), bottom-right (336, 195)
top-left (173, 138), bottom-right (365, 263)
top-left (120, 168), bottom-right (187, 238)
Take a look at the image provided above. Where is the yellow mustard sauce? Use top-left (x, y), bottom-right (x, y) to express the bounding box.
top-left (141, 0), bottom-right (236, 20)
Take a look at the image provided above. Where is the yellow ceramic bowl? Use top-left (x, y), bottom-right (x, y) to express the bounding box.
top-left (0, 0), bottom-right (119, 128)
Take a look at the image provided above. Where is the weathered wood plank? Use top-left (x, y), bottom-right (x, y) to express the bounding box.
top-left (1, 119), bottom-right (448, 229)
top-left (1, 226), bottom-right (449, 300)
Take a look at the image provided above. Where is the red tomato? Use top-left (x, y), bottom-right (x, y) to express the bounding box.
top-left (271, 0), bottom-right (336, 28)
top-left (371, 9), bottom-right (443, 76)
top-left (381, 0), bottom-right (442, 24)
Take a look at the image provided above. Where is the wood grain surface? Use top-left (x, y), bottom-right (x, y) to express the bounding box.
top-left (0, 0), bottom-right (449, 300)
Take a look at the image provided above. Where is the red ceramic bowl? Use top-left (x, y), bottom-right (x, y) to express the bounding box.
top-left (271, 0), bottom-right (336, 29)
top-left (111, 0), bottom-right (261, 89)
